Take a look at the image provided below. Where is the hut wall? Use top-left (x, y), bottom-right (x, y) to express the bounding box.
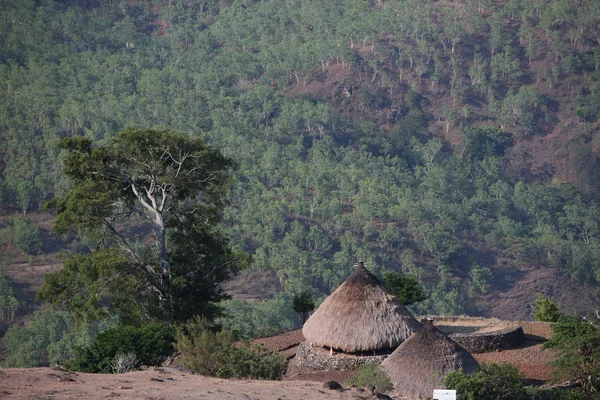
top-left (451, 327), bottom-right (525, 353)
top-left (295, 342), bottom-right (388, 371)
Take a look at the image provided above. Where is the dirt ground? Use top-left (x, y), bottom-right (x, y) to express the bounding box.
top-left (268, 324), bottom-right (557, 386)
top-left (0, 322), bottom-right (557, 400)
top-left (0, 367), bottom-right (391, 400)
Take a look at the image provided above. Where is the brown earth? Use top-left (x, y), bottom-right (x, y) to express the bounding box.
top-left (0, 321), bottom-right (558, 400)
top-left (226, 265), bottom-right (600, 321)
top-left (255, 322), bottom-right (557, 386)
top-left (0, 367), bottom-right (391, 400)
top-left (474, 266), bottom-right (600, 320)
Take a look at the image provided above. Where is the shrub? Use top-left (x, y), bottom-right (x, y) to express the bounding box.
top-left (543, 318), bottom-right (600, 395)
top-left (380, 272), bottom-right (428, 306)
top-left (444, 363), bottom-right (527, 400)
top-left (292, 292), bottom-right (315, 324)
top-left (112, 353), bottom-right (139, 374)
top-left (215, 344), bottom-right (287, 380)
top-left (176, 317), bottom-right (286, 380)
top-left (526, 386), bottom-right (588, 400)
top-left (2, 310), bottom-right (76, 367)
top-left (70, 323), bottom-right (175, 373)
top-left (345, 363), bottom-right (394, 394)
top-left (0, 272), bottom-right (19, 321)
top-left (534, 293), bottom-right (562, 322)
top-left (10, 216), bottom-right (42, 255)
top-left (216, 295), bottom-right (299, 340)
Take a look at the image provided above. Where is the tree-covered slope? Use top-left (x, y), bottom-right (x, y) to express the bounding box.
top-left (1, 0), bottom-right (600, 319)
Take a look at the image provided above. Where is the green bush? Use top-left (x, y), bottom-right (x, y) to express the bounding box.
top-left (0, 272), bottom-right (19, 321)
top-left (534, 293), bottom-right (563, 322)
top-left (9, 216), bottom-right (42, 255)
top-left (444, 363), bottom-right (527, 400)
top-left (215, 344), bottom-right (287, 380)
top-left (292, 292), bottom-right (315, 324)
top-left (1, 310), bottom-right (82, 367)
top-left (526, 386), bottom-right (588, 400)
top-left (176, 317), bottom-right (286, 380)
top-left (543, 318), bottom-right (600, 395)
top-left (380, 272), bottom-right (428, 306)
top-left (216, 294), bottom-right (300, 340)
top-left (70, 323), bottom-right (175, 373)
top-left (345, 363), bottom-right (394, 394)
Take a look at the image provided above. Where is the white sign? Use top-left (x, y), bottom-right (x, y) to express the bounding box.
top-left (433, 389), bottom-right (456, 400)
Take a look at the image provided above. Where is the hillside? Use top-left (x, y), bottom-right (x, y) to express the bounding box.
top-left (1, 0), bottom-right (600, 342)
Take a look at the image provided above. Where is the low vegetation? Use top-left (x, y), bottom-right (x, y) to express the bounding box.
top-left (345, 363), bottom-right (394, 395)
top-left (2, 310), bottom-right (88, 368)
top-left (68, 323), bottom-right (175, 373)
top-left (0, 272), bottom-right (19, 321)
top-left (534, 294), bottom-right (563, 323)
top-left (445, 362), bottom-right (593, 400)
top-left (444, 363), bottom-right (528, 400)
top-left (176, 317), bottom-right (286, 380)
top-left (543, 318), bottom-right (600, 395)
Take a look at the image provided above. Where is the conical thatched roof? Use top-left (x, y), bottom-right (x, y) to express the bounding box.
top-left (381, 319), bottom-right (480, 399)
top-left (302, 262), bottom-right (421, 353)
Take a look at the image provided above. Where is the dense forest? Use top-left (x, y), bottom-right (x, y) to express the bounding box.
top-left (1, 0), bottom-right (600, 353)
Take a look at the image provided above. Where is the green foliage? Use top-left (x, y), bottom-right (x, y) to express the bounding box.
top-left (1, 0), bottom-right (600, 321)
top-left (345, 363), bottom-right (394, 394)
top-left (176, 317), bottom-right (286, 380)
top-left (292, 292), bottom-right (315, 324)
top-left (70, 323), bottom-right (175, 373)
top-left (0, 271), bottom-right (19, 321)
top-left (534, 294), bottom-right (563, 323)
top-left (526, 386), bottom-right (588, 400)
top-left (1, 310), bottom-right (106, 368)
top-left (424, 277), bottom-right (466, 316)
top-left (468, 265), bottom-right (494, 297)
top-left (381, 272), bottom-right (428, 306)
top-left (40, 128), bottom-right (240, 324)
top-left (497, 87), bottom-right (550, 137)
top-left (574, 84), bottom-right (600, 122)
top-left (444, 363), bottom-right (527, 400)
top-left (462, 126), bottom-right (510, 163)
top-left (0, 216), bottom-right (42, 255)
top-left (38, 249), bottom-right (142, 324)
top-left (216, 294), bottom-right (300, 340)
top-left (543, 318), bottom-right (600, 395)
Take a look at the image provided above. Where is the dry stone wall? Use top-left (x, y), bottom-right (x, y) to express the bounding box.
top-left (295, 343), bottom-right (388, 371)
top-left (450, 327), bottom-right (525, 353)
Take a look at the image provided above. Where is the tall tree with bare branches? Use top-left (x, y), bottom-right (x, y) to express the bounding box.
top-left (39, 128), bottom-right (243, 324)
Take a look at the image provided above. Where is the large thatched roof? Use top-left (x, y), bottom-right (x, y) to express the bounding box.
top-left (302, 262), bottom-right (421, 353)
top-left (381, 319), bottom-right (480, 399)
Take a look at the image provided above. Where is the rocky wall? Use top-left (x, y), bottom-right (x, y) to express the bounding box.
top-left (451, 327), bottom-right (526, 353)
top-left (294, 342), bottom-right (388, 371)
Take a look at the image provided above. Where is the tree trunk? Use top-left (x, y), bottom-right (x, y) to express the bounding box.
top-left (154, 213), bottom-right (174, 322)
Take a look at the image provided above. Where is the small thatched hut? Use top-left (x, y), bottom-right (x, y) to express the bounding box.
top-left (302, 262), bottom-right (421, 353)
top-left (381, 319), bottom-right (480, 399)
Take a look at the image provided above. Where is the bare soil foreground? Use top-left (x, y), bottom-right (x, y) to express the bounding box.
top-left (0, 322), bottom-right (556, 400)
top-left (0, 367), bottom-right (394, 400)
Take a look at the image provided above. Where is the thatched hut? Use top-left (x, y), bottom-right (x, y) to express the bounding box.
top-left (302, 262), bottom-right (421, 354)
top-left (381, 319), bottom-right (480, 399)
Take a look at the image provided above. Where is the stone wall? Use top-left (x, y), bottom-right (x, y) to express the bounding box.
top-left (294, 342), bottom-right (388, 371)
top-left (451, 327), bottom-right (526, 353)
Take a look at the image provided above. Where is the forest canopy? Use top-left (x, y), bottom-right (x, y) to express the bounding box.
top-left (0, 0), bottom-right (599, 322)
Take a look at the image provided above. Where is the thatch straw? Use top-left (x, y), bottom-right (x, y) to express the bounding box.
top-left (381, 319), bottom-right (480, 399)
top-left (302, 262), bottom-right (421, 353)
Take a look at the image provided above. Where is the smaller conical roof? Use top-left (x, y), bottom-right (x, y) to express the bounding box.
top-left (381, 319), bottom-right (480, 399)
top-left (302, 262), bottom-right (421, 352)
